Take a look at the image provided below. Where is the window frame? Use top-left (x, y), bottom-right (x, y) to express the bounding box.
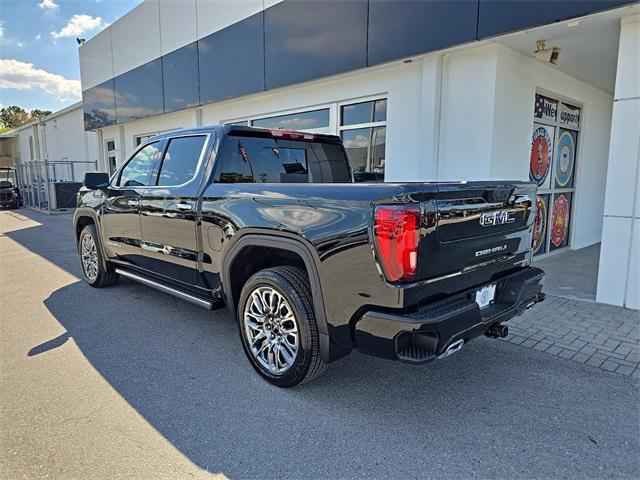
top-left (338, 95), bottom-right (387, 178)
top-left (105, 138), bottom-right (117, 176)
top-left (220, 94), bottom-right (388, 180)
top-left (134, 128), bottom-right (179, 148)
top-left (531, 88), bottom-right (584, 258)
top-left (338, 95), bottom-right (388, 131)
top-left (151, 133), bottom-right (211, 189)
top-left (113, 140), bottom-right (164, 189)
top-left (223, 102), bottom-right (337, 134)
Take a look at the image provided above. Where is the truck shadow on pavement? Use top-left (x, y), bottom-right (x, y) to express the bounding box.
top-left (40, 279), bottom-right (640, 478)
top-left (6, 211), bottom-right (639, 478)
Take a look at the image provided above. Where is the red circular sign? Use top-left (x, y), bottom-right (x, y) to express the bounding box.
top-left (551, 194), bottom-right (569, 247)
top-left (530, 127), bottom-right (551, 186)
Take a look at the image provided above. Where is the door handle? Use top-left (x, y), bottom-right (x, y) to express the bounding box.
top-left (174, 202), bottom-right (193, 212)
top-left (127, 199), bottom-right (139, 207)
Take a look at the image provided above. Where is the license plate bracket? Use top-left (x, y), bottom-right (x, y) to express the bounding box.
top-left (475, 284), bottom-right (496, 309)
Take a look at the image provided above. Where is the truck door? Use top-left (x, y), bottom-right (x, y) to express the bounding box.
top-left (101, 141), bottom-right (163, 266)
top-left (138, 133), bottom-right (211, 285)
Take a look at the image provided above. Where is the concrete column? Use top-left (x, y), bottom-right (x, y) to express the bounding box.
top-left (596, 14), bottom-right (640, 309)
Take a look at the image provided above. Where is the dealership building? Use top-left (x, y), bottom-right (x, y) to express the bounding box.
top-left (9, 0), bottom-right (638, 308)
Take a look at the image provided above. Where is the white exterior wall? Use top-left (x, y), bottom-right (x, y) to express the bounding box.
top-left (8, 105), bottom-right (101, 188)
top-left (491, 44), bottom-right (614, 250)
top-left (437, 43), bottom-right (499, 181)
top-left (99, 39), bottom-right (614, 263)
top-left (597, 14), bottom-right (640, 309)
top-left (16, 126), bottom-right (38, 163)
top-left (106, 56), bottom-right (442, 183)
top-left (201, 58), bottom-right (438, 183)
top-left (433, 43), bottom-right (613, 250)
top-left (39, 107), bottom-right (99, 165)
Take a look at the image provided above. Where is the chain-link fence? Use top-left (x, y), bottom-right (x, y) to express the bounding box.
top-left (16, 160), bottom-right (98, 212)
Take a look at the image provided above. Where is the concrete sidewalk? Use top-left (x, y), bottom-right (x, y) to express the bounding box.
top-left (504, 295), bottom-right (640, 377)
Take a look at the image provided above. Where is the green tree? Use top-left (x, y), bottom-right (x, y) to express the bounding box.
top-left (0, 106), bottom-right (53, 130)
top-left (0, 106), bottom-right (32, 129)
top-left (30, 109), bottom-right (52, 120)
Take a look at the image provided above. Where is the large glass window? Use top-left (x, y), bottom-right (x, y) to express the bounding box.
top-left (341, 99), bottom-right (387, 125)
top-left (117, 142), bottom-right (161, 187)
top-left (339, 98), bottom-right (387, 182)
top-left (252, 109), bottom-right (330, 131)
top-left (213, 135), bottom-right (350, 184)
top-left (530, 92), bottom-right (581, 257)
top-left (113, 59), bottom-right (164, 123)
top-left (162, 42), bottom-right (200, 113)
top-left (157, 136), bottom-right (206, 186)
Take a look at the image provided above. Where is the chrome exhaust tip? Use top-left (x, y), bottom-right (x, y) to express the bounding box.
top-left (438, 339), bottom-right (465, 359)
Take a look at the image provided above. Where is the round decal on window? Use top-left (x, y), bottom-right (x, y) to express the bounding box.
top-left (529, 127), bottom-right (552, 186)
top-left (555, 131), bottom-right (575, 187)
top-left (551, 194), bottom-right (570, 247)
top-left (532, 195), bottom-right (547, 255)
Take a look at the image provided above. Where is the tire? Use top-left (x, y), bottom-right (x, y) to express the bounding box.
top-left (237, 266), bottom-right (327, 387)
top-left (78, 224), bottom-right (119, 288)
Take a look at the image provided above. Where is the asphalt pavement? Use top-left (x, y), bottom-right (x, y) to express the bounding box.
top-left (1, 209), bottom-right (638, 480)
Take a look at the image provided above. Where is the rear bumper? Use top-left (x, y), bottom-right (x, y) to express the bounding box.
top-left (354, 267), bottom-right (545, 364)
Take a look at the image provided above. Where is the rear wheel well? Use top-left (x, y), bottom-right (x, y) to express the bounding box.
top-left (228, 245), bottom-right (307, 310)
top-left (75, 216), bottom-right (96, 244)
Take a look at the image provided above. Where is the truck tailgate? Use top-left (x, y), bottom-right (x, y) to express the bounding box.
top-left (417, 182), bottom-right (536, 285)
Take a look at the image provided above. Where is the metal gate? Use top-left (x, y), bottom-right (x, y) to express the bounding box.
top-left (16, 160), bottom-right (98, 212)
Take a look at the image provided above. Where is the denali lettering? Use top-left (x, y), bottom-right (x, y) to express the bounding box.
top-left (479, 210), bottom-right (516, 227)
top-left (475, 245), bottom-right (508, 257)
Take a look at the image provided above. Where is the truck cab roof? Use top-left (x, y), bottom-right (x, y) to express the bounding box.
top-left (147, 125), bottom-right (341, 144)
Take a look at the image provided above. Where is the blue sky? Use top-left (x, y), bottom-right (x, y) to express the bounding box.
top-left (0, 0), bottom-right (141, 112)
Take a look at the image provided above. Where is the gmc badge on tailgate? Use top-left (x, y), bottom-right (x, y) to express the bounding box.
top-left (479, 210), bottom-right (516, 227)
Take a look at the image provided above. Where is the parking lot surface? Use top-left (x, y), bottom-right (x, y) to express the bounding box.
top-left (1, 209), bottom-right (639, 480)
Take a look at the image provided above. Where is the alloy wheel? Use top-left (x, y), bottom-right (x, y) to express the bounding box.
top-left (243, 286), bottom-right (299, 374)
top-left (81, 233), bottom-right (99, 282)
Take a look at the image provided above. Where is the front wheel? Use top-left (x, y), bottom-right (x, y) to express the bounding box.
top-left (237, 266), bottom-right (327, 387)
top-left (78, 224), bottom-right (119, 288)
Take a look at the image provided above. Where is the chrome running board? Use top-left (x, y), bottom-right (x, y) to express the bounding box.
top-left (115, 268), bottom-right (213, 309)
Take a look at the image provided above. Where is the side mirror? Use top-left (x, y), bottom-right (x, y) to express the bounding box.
top-left (83, 172), bottom-right (110, 190)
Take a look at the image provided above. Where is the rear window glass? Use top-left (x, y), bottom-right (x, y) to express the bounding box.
top-left (212, 135), bottom-right (351, 184)
top-left (157, 135), bottom-right (206, 186)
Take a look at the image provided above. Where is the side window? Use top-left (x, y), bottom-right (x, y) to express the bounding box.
top-left (157, 136), bottom-right (206, 186)
top-left (212, 137), bottom-right (255, 183)
top-left (213, 136), bottom-right (309, 183)
top-left (117, 142), bottom-right (161, 187)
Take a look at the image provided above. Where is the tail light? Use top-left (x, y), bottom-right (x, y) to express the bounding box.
top-left (373, 204), bottom-right (420, 282)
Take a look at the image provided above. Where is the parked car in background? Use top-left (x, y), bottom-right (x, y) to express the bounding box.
top-left (74, 125), bottom-right (545, 387)
top-left (0, 167), bottom-right (22, 209)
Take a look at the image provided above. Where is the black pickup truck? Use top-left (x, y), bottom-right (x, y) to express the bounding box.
top-left (74, 125), bottom-right (544, 387)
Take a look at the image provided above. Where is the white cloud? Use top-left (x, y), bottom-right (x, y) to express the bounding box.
top-left (38, 0), bottom-right (59, 12)
top-left (0, 21), bottom-right (4, 40)
top-left (51, 14), bottom-right (107, 39)
top-left (0, 59), bottom-right (81, 102)
top-left (35, 33), bottom-right (42, 40)
top-left (16, 41), bottom-right (24, 48)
